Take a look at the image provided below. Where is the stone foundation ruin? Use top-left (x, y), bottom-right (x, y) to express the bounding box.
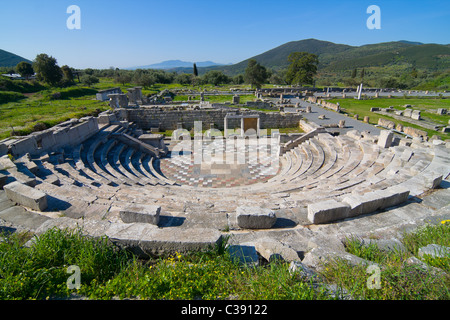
top-left (1, 100), bottom-right (449, 271)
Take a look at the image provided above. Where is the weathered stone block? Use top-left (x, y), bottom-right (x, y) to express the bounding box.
top-left (4, 181), bottom-right (47, 211)
top-left (343, 187), bottom-right (409, 217)
top-left (418, 244), bottom-right (450, 258)
top-left (254, 238), bottom-right (300, 262)
top-left (236, 206), bottom-right (277, 229)
top-left (120, 203), bottom-right (161, 225)
top-left (403, 108), bottom-right (413, 117)
top-left (307, 199), bottom-right (350, 224)
top-left (342, 192), bottom-right (385, 217)
top-left (378, 130), bottom-right (394, 148)
top-left (411, 110), bottom-right (421, 120)
top-left (384, 185), bottom-right (410, 207)
top-left (140, 227), bottom-right (223, 256)
top-left (404, 127), bottom-right (427, 139)
top-left (422, 172), bottom-right (443, 189)
top-left (378, 118), bottom-right (395, 130)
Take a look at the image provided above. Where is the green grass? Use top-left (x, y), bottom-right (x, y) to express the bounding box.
top-left (321, 219), bottom-right (450, 300)
top-left (0, 228), bottom-right (131, 300)
top-left (328, 97), bottom-right (450, 140)
top-left (0, 91), bottom-right (26, 104)
top-left (0, 84), bottom-right (109, 140)
top-left (1, 221), bottom-right (448, 300)
top-left (0, 228), bottom-right (326, 300)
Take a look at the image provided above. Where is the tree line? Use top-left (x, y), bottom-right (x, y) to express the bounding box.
top-left (6, 52), bottom-right (320, 89)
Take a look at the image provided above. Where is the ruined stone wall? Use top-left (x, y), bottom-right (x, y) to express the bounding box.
top-left (306, 97), bottom-right (340, 112)
top-left (377, 118), bottom-right (428, 139)
top-left (3, 117), bottom-right (99, 158)
top-left (116, 108), bottom-right (303, 131)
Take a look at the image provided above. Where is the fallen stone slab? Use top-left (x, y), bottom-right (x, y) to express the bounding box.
top-left (4, 181), bottom-right (47, 211)
top-left (254, 238), bottom-right (300, 262)
top-left (418, 244), bottom-right (450, 259)
top-left (120, 203), bottom-right (161, 225)
top-left (307, 199), bottom-right (350, 224)
top-left (236, 206), bottom-right (277, 229)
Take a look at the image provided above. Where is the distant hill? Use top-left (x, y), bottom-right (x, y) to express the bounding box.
top-left (127, 60), bottom-right (226, 70)
top-left (197, 39), bottom-right (450, 76)
top-left (0, 49), bottom-right (32, 67)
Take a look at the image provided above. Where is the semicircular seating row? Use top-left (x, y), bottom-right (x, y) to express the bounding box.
top-left (9, 123), bottom-right (447, 217)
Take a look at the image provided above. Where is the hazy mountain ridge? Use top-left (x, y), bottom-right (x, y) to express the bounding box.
top-left (198, 39), bottom-right (450, 76)
top-left (2, 38), bottom-right (449, 76)
top-left (127, 60), bottom-right (226, 70)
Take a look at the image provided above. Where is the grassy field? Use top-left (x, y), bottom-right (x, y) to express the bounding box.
top-left (0, 219), bottom-right (448, 300)
top-left (1, 77), bottom-right (448, 141)
top-left (0, 77), bottom-right (282, 140)
top-left (0, 87), bottom-right (109, 140)
top-left (329, 97), bottom-right (450, 140)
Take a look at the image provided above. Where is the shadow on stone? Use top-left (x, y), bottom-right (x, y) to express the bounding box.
top-left (47, 195), bottom-right (72, 211)
top-left (0, 225), bottom-right (16, 235)
top-left (440, 180), bottom-right (450, 190)
top-left (158, 216), bottom-right (186, 228)
top-left (272, 217), bottom-right (297, 229)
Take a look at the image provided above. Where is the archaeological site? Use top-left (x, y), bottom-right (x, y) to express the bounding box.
top-left (1, 87), bottom-right (449, 270)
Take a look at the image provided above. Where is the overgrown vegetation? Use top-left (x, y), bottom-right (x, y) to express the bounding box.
top-left (0, 220), bottom-right (448, 300)
top-left (321, 220), bottom-right (450, 300)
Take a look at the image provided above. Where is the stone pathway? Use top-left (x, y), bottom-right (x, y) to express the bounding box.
top-left (293, 98), bottom-right (382, 135)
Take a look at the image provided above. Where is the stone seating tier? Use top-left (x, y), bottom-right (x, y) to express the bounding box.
top-left (1, 121), bottom-right (448, 260)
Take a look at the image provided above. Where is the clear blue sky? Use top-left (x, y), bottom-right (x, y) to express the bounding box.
top-left (1, 0), bottom-right (449, 69)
